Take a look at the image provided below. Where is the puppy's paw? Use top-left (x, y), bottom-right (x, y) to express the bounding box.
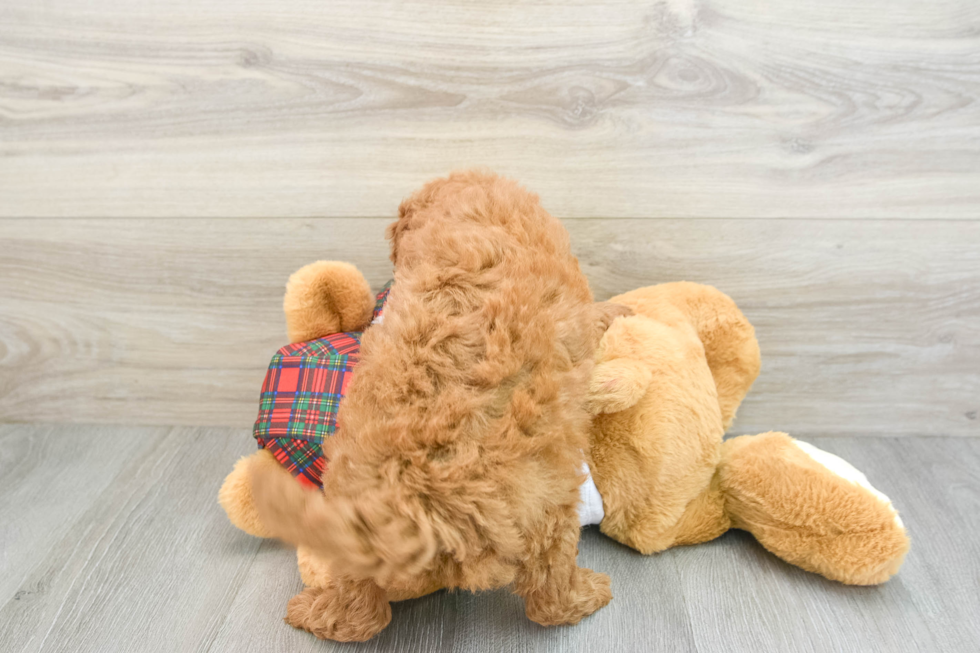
top-left (568, 567), bottom-right (612, 622)
top-left (524, 567), bottom-right (612, 626)
top-left (285, 582), bottom-right (391, 642)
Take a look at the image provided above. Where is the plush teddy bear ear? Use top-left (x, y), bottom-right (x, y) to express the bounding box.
top-left (588, 358), bottom-right (654, 414)
top-left (283, 261), bottom-right (374, 343)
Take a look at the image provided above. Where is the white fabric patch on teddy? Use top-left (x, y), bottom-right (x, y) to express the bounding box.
top-left (793, 440), bottom-right (903, 529)
top-left (578, 462), bottom-right (605, 527)
top-left (371, 314), bottom-right (384, 325)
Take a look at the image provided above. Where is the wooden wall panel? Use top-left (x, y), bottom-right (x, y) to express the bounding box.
top-left (1, 0), bottom-right (977, 434)
top-left (1, 218), bottom-right (977, 436)
top-left (1, 0), bottom-right (978, 218)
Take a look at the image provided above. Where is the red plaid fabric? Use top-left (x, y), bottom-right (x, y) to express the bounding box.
top-left (372, 281), bottom-right (392, 320)
top-left (254, 280), bottom-right (392, 488)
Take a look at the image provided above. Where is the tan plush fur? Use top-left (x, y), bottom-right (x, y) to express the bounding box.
top-left (589, 282), bottom-right (908, 585)
top-left (719, 433), bottom-right (909, 585)
top-left (283, 260), bottom-right (375, 343)
top-left (250, 170), bottom-right (623, 641)
top-left (218, 449), bottom-right (284, 539)
top-left (589, 283), bottom-right (755, 553)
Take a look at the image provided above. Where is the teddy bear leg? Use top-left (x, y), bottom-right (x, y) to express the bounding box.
top-left (218, 449), bottom-right (290, 539)
top-left (651, 476), bottom-right (732, 549)
top-left (602, 473), bottom-right (733, 554)
top-left (515, 506), bottom-right (612, 626)
top-left (718, 432), bottom-right (909, 585)
top-left (285, 576), bottom-right (392, 642)
top-left (283, 261), bottom-right (375, 343)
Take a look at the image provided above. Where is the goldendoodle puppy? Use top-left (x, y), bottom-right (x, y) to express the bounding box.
top-left (251, 170), bottom-right (626, 641)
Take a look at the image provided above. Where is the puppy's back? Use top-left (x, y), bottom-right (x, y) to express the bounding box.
top-left (257, 171), bottom-right (598, 591)
top-left (356, 170), bottom-right (595, 444)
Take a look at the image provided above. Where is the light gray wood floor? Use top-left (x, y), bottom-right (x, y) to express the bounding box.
top-left (1, 424), bottom-right (977, 653)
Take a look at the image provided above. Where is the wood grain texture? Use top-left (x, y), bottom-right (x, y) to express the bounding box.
top-left (0, 425), bottom-right (978, 652)
top-left (1, 0), bottom-right (978, 218)
top-left (0, 424), bottom-right (159, 606)
top-left (1, 218), bottom-right (978, 435)
top-left (0, 425), bottom-right (266, 653)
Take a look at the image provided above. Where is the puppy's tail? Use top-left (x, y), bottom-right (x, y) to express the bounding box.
top-left (249, 460), bottom-right (437, 585)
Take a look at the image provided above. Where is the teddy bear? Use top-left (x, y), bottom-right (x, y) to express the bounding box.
top-left (218, 261), bottom-right (439, 601)
top-left (219, 260), bottom-right (909, 628)
top-left (586, 281), bottom-right (909, 585)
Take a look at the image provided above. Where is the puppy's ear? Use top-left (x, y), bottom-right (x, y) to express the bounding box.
top-left (588, 359), bottom-right (653, 414)
top-left (388, 182), bottom-right (437, 266)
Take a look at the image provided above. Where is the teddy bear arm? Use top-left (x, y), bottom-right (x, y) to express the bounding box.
top-left (610, 282), bottom-right (761, 431)
top-left (588, 315), bottom-right (660, 413)
top-left (218, 449), bottom-right (288, 539)
top-left (587, 358), bottom-right (653, 414)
